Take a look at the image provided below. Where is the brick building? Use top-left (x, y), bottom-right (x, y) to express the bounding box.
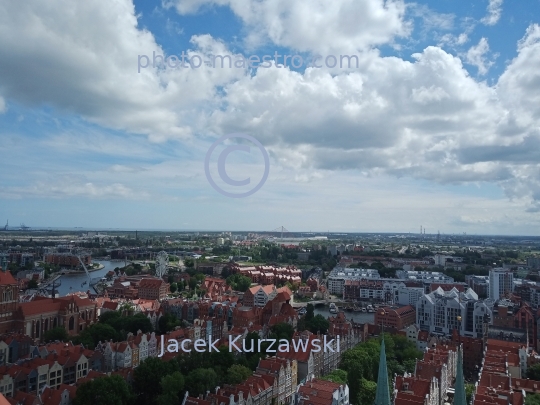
top-left (450, 330), bottom-right (485, 379)
top-left (229, 264), bottom-right (302, 286)
top-left (105, 280), bottom-right (139, 300)
top-left (15, 296), bottom-right (97, 340)
top-left (374, 305), bottom-right (416, 330)
top-left (490, 301), bottom-right (537, 348)
top-left (138, 278), bottom-right (169, 300)
top-left (0, 271), bottom-right (19, 334)
top-left (44, 254), bottom-right (91, 269)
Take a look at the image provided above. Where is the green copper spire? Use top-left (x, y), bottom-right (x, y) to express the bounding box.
top-left (454, 346), bottom-right (467, 405)
top-left (374, 338), bottom-right (391, 405)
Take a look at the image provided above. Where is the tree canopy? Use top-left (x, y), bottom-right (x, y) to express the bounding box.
top-left (306, 314), bottom-right (329, 334)
top-left (226, 273), bottom-right (252, 292)
top-left (270, 323), bottom-right (295, 341)
top-left (133, 357), bottom-right (180, 405)
top-left (73, 375), bottom-right (133, 405)
top-left (528, 364), bottom-right (540, 380)
top-left (98, 311), bottom-right (153, 338)
top-left (157, 372), bottom-right (185, 405)
top-left (43, 327), bottom-right (68, 343)
top-left (321, 369), bottom-right (348, 385)
top-left (339, 334), bottom-right (423, 405)
top-left (226, 364), bottom-right (253, 384)
top-left (184, 368), bottom-right (218, 397)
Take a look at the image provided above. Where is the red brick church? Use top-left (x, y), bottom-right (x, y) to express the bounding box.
top-left (0, 268), bottom-right (97, 339)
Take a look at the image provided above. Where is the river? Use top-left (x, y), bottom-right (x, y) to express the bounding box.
top-left (314, 307), bottom-right (375, 324)
top-left (54, 260), bottom-right (120, 296)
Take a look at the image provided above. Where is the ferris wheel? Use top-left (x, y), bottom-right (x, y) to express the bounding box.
top-left (155, 251), bottom-right (169, 278)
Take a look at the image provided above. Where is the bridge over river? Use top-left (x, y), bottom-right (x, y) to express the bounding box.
top-left (291, 298), bottom-right (343, 308)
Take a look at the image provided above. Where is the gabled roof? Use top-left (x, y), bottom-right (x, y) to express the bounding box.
top-left (0, 271), bottom-right (16, 286)
top-left (0, 394), bottom-right (9, 405)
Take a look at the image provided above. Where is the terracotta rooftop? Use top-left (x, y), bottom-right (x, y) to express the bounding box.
top-left (0, 271), bottom-right (16, 286)
top-left (139, 278), bottom-right (166, 287)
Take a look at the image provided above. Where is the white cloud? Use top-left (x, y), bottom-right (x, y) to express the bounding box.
top-left (481, 0), bottom-right (503, 26)
top-left (0, 179), bottom-right (147, 200)
top-left (164, 0), bottom-right (410, 54)
top-left (439, 32), bottom-right (470, 48)
top-left (465, 37), bottom-right (494, 75)
top-left (408, 4), bottom-right (455, 33)
top-left (3, 0), bottom-right (540, 227)
top-left (0, 0), bottom-right (246, 141)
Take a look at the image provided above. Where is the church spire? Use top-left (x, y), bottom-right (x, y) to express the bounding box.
top-left (374, 338), bottom-right (391, 405)
top-left (454, 345), bottom-right (467, 405)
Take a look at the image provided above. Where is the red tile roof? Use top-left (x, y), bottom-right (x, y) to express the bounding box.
top-left (0, 271), bottom-right (16, 286)
top-left (139, 278), bottom-right (166, 287)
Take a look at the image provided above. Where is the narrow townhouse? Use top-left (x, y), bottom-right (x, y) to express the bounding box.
top-left (296, 378), bottom-right (349, 405)
top-left (114, 342), bottom-right (132, 369)
top-left (1, 365), bottom-right (29, 394)
top-left (47, 360), bottom-right (64, 390)
top-left (393, 375), bottom-right (439, 405)
top-left (133, 331), bottom-right (149, 364)
top-left (102, 341), bottom-right (116, 371)
top-left (129, 340), bottom-right (139, 368)
top-left (147, 332), bottom-right (158, 358)
top-left (256, 357), bottom-right (297, 404)
top-left (0, 373), bottom-right (13, 398)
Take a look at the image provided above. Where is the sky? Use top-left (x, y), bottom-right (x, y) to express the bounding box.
top-left (1, 0), bottom-right (540, 235)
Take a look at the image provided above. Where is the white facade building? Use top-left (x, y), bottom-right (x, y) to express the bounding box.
top-left (489, 268), bottom-right (514, 300)
top-left (397, 286), bottom-right (425, 306)
top-left (327, 267), bottom-right (380, 295)
top-left (416, 287), bottom-right (493, 338)
top-left (396, 270), bottom-right (454, 284)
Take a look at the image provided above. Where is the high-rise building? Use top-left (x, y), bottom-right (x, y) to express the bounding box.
top-left (489, 268), bottom-right (514, 300)
top-left (527, 257), bottom-right (540, 269)
top-left (416, 287), bottom-right (492, 338)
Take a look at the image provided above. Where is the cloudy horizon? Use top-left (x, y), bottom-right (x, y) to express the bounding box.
top-left (1, 0), bottom-right (540, 235)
